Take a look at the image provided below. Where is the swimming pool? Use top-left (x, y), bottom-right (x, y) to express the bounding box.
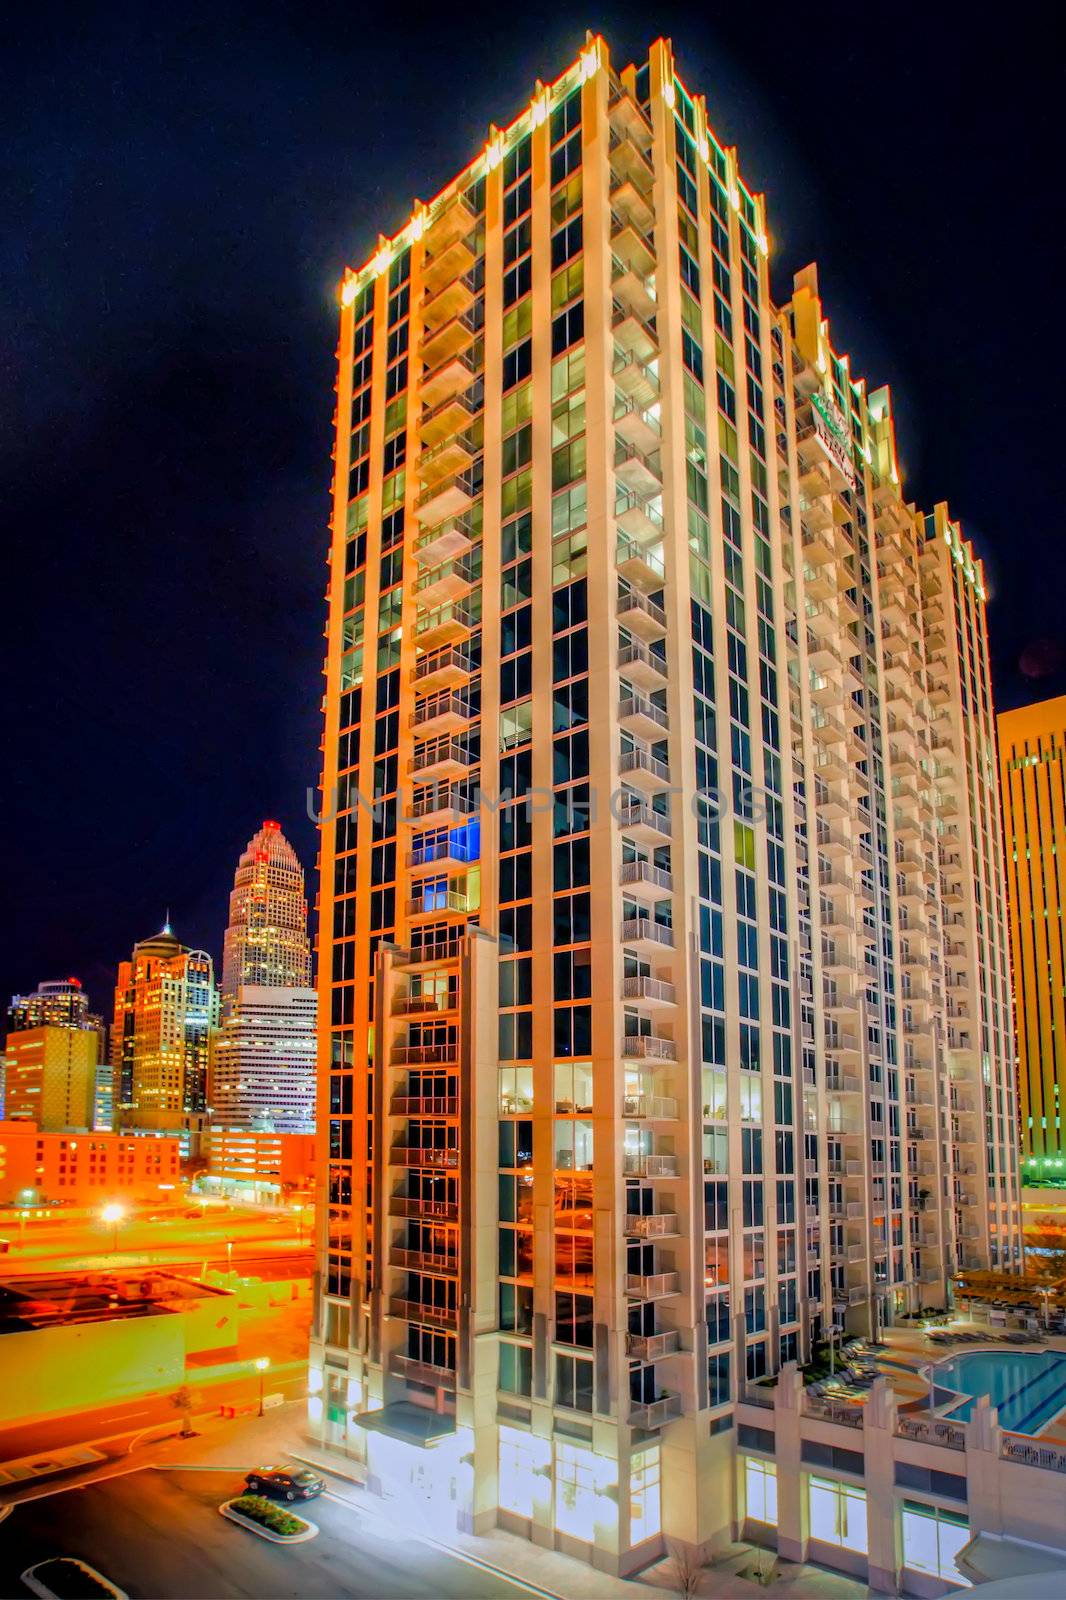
top-left (934, 1350), bottom-right (1066, 1434)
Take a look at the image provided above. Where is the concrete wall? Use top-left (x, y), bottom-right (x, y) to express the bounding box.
top-left (0, 1312), bottom-right (184, 1426)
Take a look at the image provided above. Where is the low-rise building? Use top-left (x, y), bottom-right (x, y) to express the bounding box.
top-left (0, 1121), bottom-right (181, 1205)
top-left (202, 1127), bottom-right (315, 1199)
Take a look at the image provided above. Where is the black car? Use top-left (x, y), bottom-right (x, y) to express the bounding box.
top-left (244, 1465), bottom-right (324, 1501)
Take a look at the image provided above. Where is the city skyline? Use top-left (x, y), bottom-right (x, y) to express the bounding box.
top-left (2, 3), bottom-right (1060, 1004)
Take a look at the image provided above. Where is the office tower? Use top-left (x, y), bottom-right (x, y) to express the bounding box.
top-left (212, 821), bottom-right (317, 1128)
top-left (2, 1026), bottom-right (98, 1129)
top-left (8, 977), bottom-right (105, 1041)
top-left (211, 985), bottom-right (317, 1129)
top-left (221, 820), bottom-right (313, 1008)
top-left (999, 695), bottom-right (1066, 1173)
top-left (308, 37), bottom-right (1020, 1572)
top-left (111, 925), bottom-right (218, 1123)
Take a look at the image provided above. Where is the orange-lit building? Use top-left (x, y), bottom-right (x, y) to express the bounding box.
top-left (999, 694), bottom-right (1066, 1171)
top-left (111, 925), bottom-right (218, 1123)
top-left (203, 1126), bottom-right (315, 1197)
top-left (3, 1025), bottom-right (98, 1131)
top-left (0, 1120), bottom-right (181, 1205)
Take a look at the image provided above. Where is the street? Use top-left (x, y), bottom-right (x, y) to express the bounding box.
top-left (0, 1468), bottom-right (532, 1598)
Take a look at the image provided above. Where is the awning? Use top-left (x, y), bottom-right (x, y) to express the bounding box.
top-left (958, 1531), bottom-right (1066, 1592)
top-left (350, 1401), bottom-right (456, 1448)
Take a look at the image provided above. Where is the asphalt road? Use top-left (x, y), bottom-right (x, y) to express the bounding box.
top-left (0, 1468), bottom-right (532, 1598)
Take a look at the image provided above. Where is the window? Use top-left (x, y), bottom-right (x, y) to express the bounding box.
top-left (498, 1424), bottom-right (541, 1517)
top-left (555, 1351), bottom-right (593, 1412)
top-left (629, 1447), bottom-right (661, 1544)
top-left (555, 1441), bottom-right (597, 1539)
top-left (901, 1502), bottom-right (971, 1585)
top-left (745, 1457), bottom-right (777, 1526)
top-left (808, 1475), bottom-right (867, 1554)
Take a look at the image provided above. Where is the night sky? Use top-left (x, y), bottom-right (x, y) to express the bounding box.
top-left (3, 0), bottom-right (1060, 1020)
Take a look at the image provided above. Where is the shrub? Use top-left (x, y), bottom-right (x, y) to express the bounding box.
top-left (230, 1494), bottom-right (308, 1537)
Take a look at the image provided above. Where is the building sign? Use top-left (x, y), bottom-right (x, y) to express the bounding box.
top-left (811, 392), bottom-right (856, 488)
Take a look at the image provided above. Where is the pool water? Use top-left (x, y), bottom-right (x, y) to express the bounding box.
top-left (935, 1350), bottom-right (1066, 1434)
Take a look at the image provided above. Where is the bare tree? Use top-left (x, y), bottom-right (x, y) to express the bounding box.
top-left (668, 1540), bottom-right (705, 1598)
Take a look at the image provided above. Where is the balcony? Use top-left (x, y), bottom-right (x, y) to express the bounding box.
top-left (414, 645), bottom-right (473, 693)
top-left (414, 601), bottom-right (475, 652)
top-left (417, 432), bottom-right (477, 491)
top-left (419, 389), bottom-right (481, 451)
top-left (390, 1094), bottom-right (458, 1117)
top-left (614, 394), bottom-right (661, 456)
top-left (421, 268), bottom-right (476, 332)
top-left (622, 1031), bottom-right (676, 1061)
top-left (611, 256), bottom-right (657, 321)
top-left (623, 1152), bottom-right (679, 1178)
top-left (610, 210), bottom-right (656, 278)
top-left (388, 1296), bottom-right (457, 1328)
top-left (626, 1329), bottom-right (680, 1361)
top-left (411, 737), bottom-right (473, 782)
top-left (406, 888), bottom-right (468, 922)
top-left (617, 798), bottom-right (672, 847)
top-left (610, 168), bottom-right (655, 235)
top-left (391, 1041), bottom-right (458, 1067)
top-left (414, 515), bottom-right (475, 569)
top-left (390, 1147), bottom-right (459, 1171)
top-left (617, 639), bottom-right (668, 690)
top-left (612, 300), bottom-right (658, 363)
top-left (407, 786), bottom-right (475, 827)
top-left (617, 536), bottom-right (665, 591)
top-left (412, 691), bottom-right (473, 738)
top-left (390, 1352), bottom-right (457, 1389)
top-left (420, 347), bottom-right (480, 411)
top-left (615, 489), bottom-right (664, 545)
top-left (415, 469), bottom-right (479, 530)
top-left (618, 589), bottom-right (667, 642)
top-left (415, 554), bottom-right (477, 611)
top-left (624, 1211), bottom-right (678, 1239)
top-left (424, 190), bottom-right (476, 256)
top-left (419, 309), bottom-right (478, 373)
top-left (623, 1094), bottom-right (679, 1121)
top-left (613, 348), bottom-right (659, 408)
top-left (628, 1393), bottom-right (682, 1429)
top-left (619, 859), bottom-right (673, 903)
top-left (619, 746), bottom-right (671, 794)
top-left (389, 1194), bottom-right (459, 1221)
top-left (615, 440), bottom-right (662, 498)
top-left (401, 935), bottom-right (463, 968)
top-left (626, 1271), bottom-right (680, 1300)
top-left (618, 691), bottom-right (667, 741)
top-left (391, 1245), bottom-right (458, 1276)
top-left (408, 834), bottom-right (474, 875)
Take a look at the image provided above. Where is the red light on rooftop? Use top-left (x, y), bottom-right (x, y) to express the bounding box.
top-left (68, 976), bottom-right (82, 987)
top-left (264, 819), bottom-right (280, 830)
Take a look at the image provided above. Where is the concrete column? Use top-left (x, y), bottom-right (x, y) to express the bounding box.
top-left (772, 1365), bottom-right (806, 1563)
top-left (862, 1378), bottom-right (900, 1593)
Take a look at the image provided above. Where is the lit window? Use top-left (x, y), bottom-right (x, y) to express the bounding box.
top-left (745, 1456), bottom-right (777, 1526)
top-left (808, 1475), bottom-right (867, 1553)
top-left (902, 1501), bottom-right (971, 1585)
top-left (629, 1446), bottom-right (661, 1545)
top-left (498, 1425), bottom-right (538, 1518)
top-left (555, 1440), bottom-right (597, 1539)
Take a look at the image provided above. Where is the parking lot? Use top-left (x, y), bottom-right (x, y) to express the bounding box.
top-left (0, 1467), bottom-right (531, 1598)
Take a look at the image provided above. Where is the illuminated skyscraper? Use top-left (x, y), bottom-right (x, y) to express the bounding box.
top-left (3, 1026), bottom-right (98, 1130)
top-left (308, 36), bottom-right (1020, 1575)
top-left (8, 977), bottom-right (104, 1039)
top-left (111, 925), bottom-right (218, 1122)
top-left (212, 822), bottom-right (316, 1128)
top-left (999, 694), bottom-right (1066, 1171)
top-left (221, 820), bottom-right (313, 1007)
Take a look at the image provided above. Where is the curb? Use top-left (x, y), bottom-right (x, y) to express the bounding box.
top-left (220, 1500), bottom-right (319, 1544)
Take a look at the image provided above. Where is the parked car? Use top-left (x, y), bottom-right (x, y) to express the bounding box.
top-left (244, 1465), bottom-right (324, 1501)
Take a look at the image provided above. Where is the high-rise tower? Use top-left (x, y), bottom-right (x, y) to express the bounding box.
top-left (308, 37), bottom-right (1020, 1574)
top-left (999, 694), bottom-right (1066, 1171)
top-left (111, 926), bottom-right (218, 1122)
top-left (221, 821), bottom-right (312, 1007)
top-left (212, 822), bottom-right (317, 1129)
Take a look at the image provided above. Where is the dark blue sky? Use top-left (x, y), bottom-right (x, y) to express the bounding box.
top-left (3, 0), bottom-right (1061, 1016)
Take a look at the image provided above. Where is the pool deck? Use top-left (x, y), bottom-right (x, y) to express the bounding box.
top-left (864, 1326), bottom-right (1066, 1444)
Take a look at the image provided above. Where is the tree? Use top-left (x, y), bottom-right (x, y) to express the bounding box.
top-left (668, 1540), bottom-right (705, 1598)
top-left (170, 1384), bottom-right (196, 1437)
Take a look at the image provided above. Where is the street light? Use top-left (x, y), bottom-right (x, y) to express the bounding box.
top-left (254, 1355), bottom-right (270, 1417)
top-left (100, 1202), bottom-right (126, 1253)
top-left (226, 1239), bottom-right (233, 1273)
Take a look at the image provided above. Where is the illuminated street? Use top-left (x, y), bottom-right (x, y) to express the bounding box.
top-left (0, 1468), bottom-right (539, 1598)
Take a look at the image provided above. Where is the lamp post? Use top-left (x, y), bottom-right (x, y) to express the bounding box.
top-left (100, 1202), bottom-right (126, 1254)
top-left (226, 1239), bottom-right (233, 1273)
top-left (254, 1356), bottom-right (270, 1417)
